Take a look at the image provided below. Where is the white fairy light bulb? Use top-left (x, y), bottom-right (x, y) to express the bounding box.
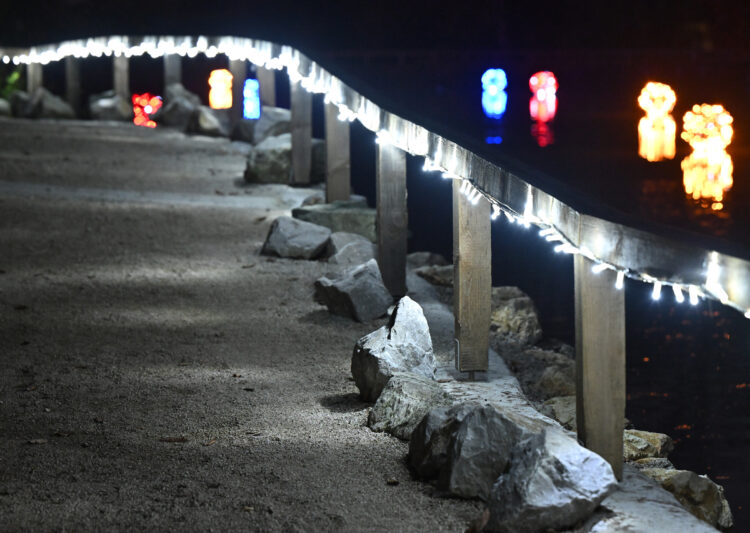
top-left (491, 205), bottom-right (501, 220)
top-left (591, 263), bottom-right (609, 274)
top-left (615, 271), bottom-right (625, 290)
top-left (672, 285), bottom-right (685, 303)
top-left (652, 281), bottom-right (662, 300)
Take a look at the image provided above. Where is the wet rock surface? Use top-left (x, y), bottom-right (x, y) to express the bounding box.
top-left (368, 372), bottom-right (451, 440)
top-left (292, 199), bottom-right (376, 242)
top-left (314, 258), bottom-right (392, 323)
top-left (261, 215), bottom-right (331, 259)
top-left (350, 296), bottom-right (434, 400)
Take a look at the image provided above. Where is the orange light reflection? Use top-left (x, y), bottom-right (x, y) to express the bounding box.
top-left (681, 104), bottom-right (734, 208)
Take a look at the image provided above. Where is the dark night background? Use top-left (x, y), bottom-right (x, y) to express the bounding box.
top-left (3, 0), bottom-right (750, 530)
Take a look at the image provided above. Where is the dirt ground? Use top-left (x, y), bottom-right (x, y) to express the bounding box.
top-left (0, 119), bottom-right (482, 532)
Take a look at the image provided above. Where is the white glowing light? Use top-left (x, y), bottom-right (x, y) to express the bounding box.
top-left (672, 285), bottom-right (685, 303)
top-left (615, 271), bottom-right (625, 290)
top-left (689, 285), bottom-right (700, 305)
top-left (491, 204), bottom-right (501, 220)
top-left (460, 180), bottom-right (470, 194)
top-left (652, 281), bottom-right (662, 300)
top-left (745, 310), bottom-right (750, 319)
top-left (2, 56), bottom-right (9, 64)
top-left (539, 228), bottom-right (556, 237)
top-left (504, 211), bottom-right (516, 223)
top-left (591, 263), bottom-right (609, 274)
top-left (375, 130), bottom-right (391, 146)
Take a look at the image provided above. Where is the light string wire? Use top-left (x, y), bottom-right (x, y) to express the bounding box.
top-left (2, 34), bottom-right (745, 317)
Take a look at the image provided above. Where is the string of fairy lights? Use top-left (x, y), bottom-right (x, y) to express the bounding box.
top-left (2, 35), bottom-right (747, 318)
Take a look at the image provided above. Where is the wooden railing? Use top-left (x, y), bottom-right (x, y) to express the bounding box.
top-left (4, 35), bottom-right (750, 480)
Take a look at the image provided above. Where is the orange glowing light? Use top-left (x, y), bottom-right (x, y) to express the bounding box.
top-left (637, 82), bottom-right (676, 162)
top-left (209, 69), bottom-right (233, 109)
top-left (132, 92), bottom-right (162, 128)
top-left (681, 103), bottom-right (734, 207)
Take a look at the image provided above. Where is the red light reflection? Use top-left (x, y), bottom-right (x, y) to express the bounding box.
top-left (132, 93), bottom-right (162, 128)
top-left (529, 71), bottom-right (557, 147)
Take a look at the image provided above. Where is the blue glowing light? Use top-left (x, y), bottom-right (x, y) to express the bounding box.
top-left (486, 136), bottom-right (503, 144)
top-left (482, 68), bottom-right (508, 119)
top-left (243, 79), bottom-right (261, 120)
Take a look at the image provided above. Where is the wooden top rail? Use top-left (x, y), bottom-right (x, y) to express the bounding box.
top-left (3, 35), bottom-right (750, 319)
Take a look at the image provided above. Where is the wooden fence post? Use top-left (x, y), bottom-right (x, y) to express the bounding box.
top-left (453, 181), bottom-right (491, 375)
top-left (27, 63), bottom-right (42, 94)
top-left (164, 54), bottom-right (181, 87)
top-left (376, 143), bottom-right (407, 297)
top-left (229, 59), bottom-right (246, 126)
top-left (64, 57), bottom-right (80, 114)
top-left (574, 254), bottom-right (626, 480)
top-left (113, 55), bottom-right (129, 101)
top-left (257, 67), bottom-right (276, 107)
top-left (325, 102), bottom-right (351, 202)
top-left (290, 81), bottom-right (312, 185)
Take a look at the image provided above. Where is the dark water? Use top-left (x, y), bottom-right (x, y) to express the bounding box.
top-left (10, 48), bottom-right (750, 529)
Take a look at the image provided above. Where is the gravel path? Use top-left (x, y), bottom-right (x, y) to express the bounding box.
top-left (0, 119), bottom-right (482, 532)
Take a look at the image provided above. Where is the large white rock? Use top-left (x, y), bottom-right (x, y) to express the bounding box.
top-left (326, 232), bottom-right (376, 266)
top-left (409, 403), bottom-right (525, 500)
top-left (252, 105), bottom-right (291, 144)
top-left (9, 90), bottom-right (30, 117)
top-left (261, 216), bottom-right (331, 259)
top-left (89, 90), bottom-right (131, 121)
top-left (0, 98), bottom-right (11, 117)
top-left (487, 427), bottom-right (617, 532)
top-left (350, 296), bottom-right (434, 399)
top-left (314, 259), bottom-right (392, 324)
top-left (368, 372), bottom-right (452, 440)
top-left (245, 133), bottom-right (292, 183)
top-left (154, 83), bottom-right (202, 131)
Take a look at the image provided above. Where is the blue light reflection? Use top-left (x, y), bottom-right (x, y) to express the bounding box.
top-left (482, 68), bottom-right (507, 119)
top-left (243, 79), bottom-right (261, 120)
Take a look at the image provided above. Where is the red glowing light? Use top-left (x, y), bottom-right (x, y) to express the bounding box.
top-left (529, 71), bottom-right (558, 101)
top-left (132, 92), bottom-right (162, 128)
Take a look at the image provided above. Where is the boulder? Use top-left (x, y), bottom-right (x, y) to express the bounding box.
top-left (165, 83), bottom-right (202, 108)
top-left (500, 347), bottom-right (576, 402)
top-left (252, 105), bottom-right (291, 144)
top-left (326, 232), bottom-right (376, 266)
top-left (9, 90), bottom-right (30, 117)
top-left (154, 83), bottom-right (201, 131)
top-left (536, 364), bottom-right (575, 397)
top-left (292, 200), bottom-right (377, 242)
top-left (261, 216), bottom-right (331, 259)
top-left (368, 372), bottom-right (452, 440)
top-left (640, 468), bottom-right (733, 530)
top-left (26, 88), bottom-right (75, 119)
top-left (231, 118), bottom-right (255, 143)
top-left (350, 296), bottom-right (434, 400)
top-left (0, 98), bottom-right (10, 117)
top-left (188, 106), bottom-right (230, 137)
top-left (540, 395), bottom-right (576, 430)
top-left (245, 133), bottom-right (292, 183)
top-left (314, 259), bottom-right (392, 324)
top-left (487, 427), bottom-right (617, 532)
top-left (409, 404), bottom-right (522, 500)
top-left (623, 429), bottom-right (674, 461)
top-left (406, 251), bottom-right (449, 269)
top-left (414, 264), bottom-right (453, 287)
top-left (88, 90), bottom-right (132, 121)
top-left (490, 286), bottom-right (543, 346)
